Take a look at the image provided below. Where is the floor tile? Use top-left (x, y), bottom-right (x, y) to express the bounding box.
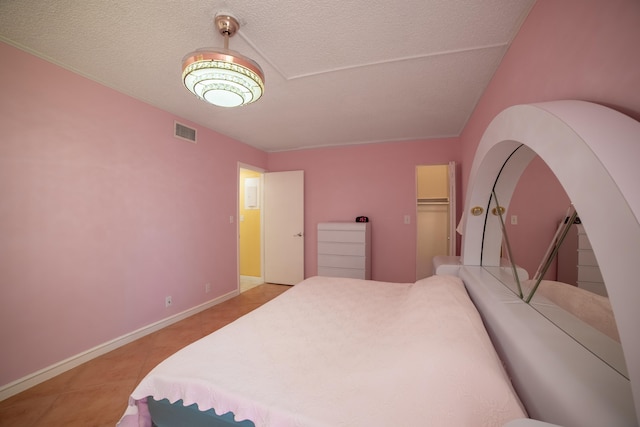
top-left (0, 284), bottom-right (289, 426)
top-left (0, 394), bottom-right (57, 427)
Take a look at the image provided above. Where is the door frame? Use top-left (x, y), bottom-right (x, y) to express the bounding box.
top-left (237, 163), bottom-right (265, 291)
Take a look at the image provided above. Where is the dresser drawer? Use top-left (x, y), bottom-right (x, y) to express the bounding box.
top-left (318, 229), bottom-right (367, 243)
top-left (318, 254), bottom-right (366, 269)
top-left (318, 266), bottom-right (367, 279)
top-left (578, 265), bottom-right (603, 283)
top-left (577, 249), bottom-right (598, 266)
top-left (577, 233), bottom-right (593, 250)
top-left (577, 281), bottom-right (608, 296)
top-left (318, 241), bottom-right (366, 256)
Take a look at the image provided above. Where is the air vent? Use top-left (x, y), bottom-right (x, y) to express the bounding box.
top-left (174, 121), bottom-right (197, 143)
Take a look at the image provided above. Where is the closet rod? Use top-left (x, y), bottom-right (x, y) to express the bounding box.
top-left (417, 197), bottom-right (449, 205)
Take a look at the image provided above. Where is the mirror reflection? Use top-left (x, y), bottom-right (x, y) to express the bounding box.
top-left (483, 147), bottom-right (627, 378)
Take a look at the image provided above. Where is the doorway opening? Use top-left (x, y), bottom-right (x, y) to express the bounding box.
top-left (415, 162), bottom-right (456, 279)
top-left (239, 165), bottom-right (264, 292)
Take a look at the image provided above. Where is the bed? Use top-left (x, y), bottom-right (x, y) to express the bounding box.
top-left (118, 275), bottom-right (526, 427)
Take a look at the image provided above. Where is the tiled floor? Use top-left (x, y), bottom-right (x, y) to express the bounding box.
top-left (0, 284), bottom-right (289, 427)
top-left (240, 275), bottom-right (264, 293)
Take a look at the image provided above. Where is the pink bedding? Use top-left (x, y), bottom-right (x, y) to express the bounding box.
top-left (118, 275), bottom-right (525, 426)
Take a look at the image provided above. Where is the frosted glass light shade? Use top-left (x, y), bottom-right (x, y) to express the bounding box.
top-left (182, 48), bottom-right (265, 108)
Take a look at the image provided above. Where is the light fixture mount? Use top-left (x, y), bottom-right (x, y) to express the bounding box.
top-left (215, 14), bottom-right (239, 39)
top-left (181, 12), bottom-right (265, 108)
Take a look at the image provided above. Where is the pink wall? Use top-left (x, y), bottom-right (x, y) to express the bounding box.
top-left (0, 42), bottom-right (267, 386)
top-left (461, 0), bottom-right (640, 199)
top-left (459, 0), bottom-right (640, 270)
top-left (267, 139), bottom-right (461, 284)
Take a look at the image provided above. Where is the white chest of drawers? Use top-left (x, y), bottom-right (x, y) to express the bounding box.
top-left (576, 224), bottom-right (606, 296)
top-left (317, 222), bottom-right (371, 279)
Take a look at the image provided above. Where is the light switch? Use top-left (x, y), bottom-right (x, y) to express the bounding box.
top-left (511, 215), bottom-right (518, 225)
top-left (404, 215), bottom-right (411, 224)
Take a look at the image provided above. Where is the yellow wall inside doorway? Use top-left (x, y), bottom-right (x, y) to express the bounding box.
top-left (239, 169), bottom-right (262, 277)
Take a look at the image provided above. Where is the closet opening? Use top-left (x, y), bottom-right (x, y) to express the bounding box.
top-left (415, 162), bottom-right (456, 279)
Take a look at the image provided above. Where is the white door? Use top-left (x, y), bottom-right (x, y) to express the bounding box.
top-left (264, 170), bottom-right (304, 285)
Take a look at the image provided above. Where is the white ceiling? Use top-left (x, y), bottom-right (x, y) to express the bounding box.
top-left (0, 0), bottom-right (535, 152)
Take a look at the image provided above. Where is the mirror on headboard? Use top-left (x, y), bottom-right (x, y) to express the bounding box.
top-left (461, 101), bottom-right (640, 421)
top-left (483, 146), bottom-right (628, 378)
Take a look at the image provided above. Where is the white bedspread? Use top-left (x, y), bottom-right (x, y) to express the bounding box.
top-left (118, 275), bottom-right (525, 427)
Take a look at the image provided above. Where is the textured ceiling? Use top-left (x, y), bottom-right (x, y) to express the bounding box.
top-left (0, 0), bottom-right (535, 152)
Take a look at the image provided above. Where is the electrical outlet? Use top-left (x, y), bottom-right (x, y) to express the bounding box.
top-left (165, 296), bottom-right (172, 308)
top-left (205, 283), bottom-right (211, 293)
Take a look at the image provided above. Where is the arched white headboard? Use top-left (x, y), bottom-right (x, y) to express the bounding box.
top-left (460, 100), bottom-right (640, 423)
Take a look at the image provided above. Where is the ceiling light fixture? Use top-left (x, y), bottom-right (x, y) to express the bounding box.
top-left (181, 13), bottom-right (265, 108)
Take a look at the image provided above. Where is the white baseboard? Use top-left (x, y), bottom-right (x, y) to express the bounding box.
top-left (0, 289), bottom-right (238, 401)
